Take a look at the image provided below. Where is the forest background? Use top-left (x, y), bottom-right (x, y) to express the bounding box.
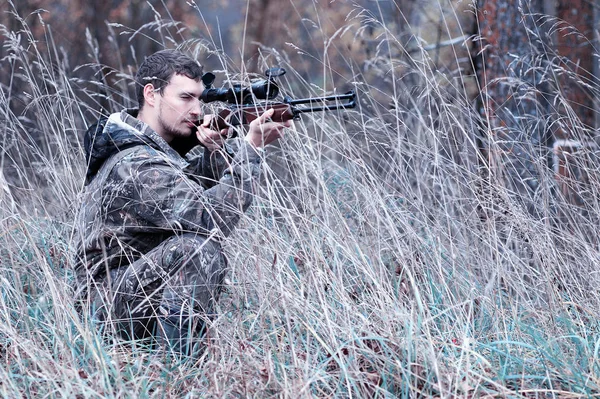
top-left (2, 0), bottom-right (600, 397)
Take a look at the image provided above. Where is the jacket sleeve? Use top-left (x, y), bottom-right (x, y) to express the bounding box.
top-left (183, 144), bottom-right (235, 189)
top-left (106, 138), bottom-right (263, 238)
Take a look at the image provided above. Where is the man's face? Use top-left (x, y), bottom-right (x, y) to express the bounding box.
top-left (154, 74), bottom-right (204, 142)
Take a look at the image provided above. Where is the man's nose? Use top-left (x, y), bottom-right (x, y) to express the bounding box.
top-left (190, 98), bottom-right (202, 116)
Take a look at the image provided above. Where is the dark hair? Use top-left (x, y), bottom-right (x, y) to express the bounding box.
top-left (135, 49), bottom-right (203, 108)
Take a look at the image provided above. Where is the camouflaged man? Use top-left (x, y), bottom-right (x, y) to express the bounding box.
top-left (74, 49), bottom-right (290, 356)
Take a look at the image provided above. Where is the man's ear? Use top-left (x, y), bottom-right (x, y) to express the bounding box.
top-left (143, 83), bottom-right (157, 107)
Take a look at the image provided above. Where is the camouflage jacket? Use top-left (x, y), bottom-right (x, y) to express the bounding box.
top-left (73, 109), bottom-right (262, 288)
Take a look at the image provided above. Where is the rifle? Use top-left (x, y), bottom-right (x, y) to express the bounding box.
top-left (170, 67), bottom-right (356, 155)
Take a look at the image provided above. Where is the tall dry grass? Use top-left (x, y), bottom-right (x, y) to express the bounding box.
top-left (1, 1), bottom-right (600, 397)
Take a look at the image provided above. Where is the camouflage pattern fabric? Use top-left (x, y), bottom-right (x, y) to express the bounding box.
top-left (74, 109), bottom-right (262, 355)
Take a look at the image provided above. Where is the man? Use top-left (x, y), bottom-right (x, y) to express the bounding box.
top-left (74, 49), bottom-right (290, 356)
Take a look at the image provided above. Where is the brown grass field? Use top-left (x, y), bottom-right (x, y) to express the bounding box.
top-left (1, 1), bottom-right (600, 397)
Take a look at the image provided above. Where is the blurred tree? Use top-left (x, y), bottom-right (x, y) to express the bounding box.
top-left (475, 0), bottom-right (597, 210)
top-left (0, 0), bottom-right (475, 109)
top-left (0, 0), bottom-right (213, 116)
top-left (233, 0), bottom-right (357, 86)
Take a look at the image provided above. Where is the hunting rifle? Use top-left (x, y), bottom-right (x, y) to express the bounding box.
top-left (170, 67), bottom-right (356, 155)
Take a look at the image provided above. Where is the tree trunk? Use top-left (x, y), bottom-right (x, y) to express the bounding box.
top-left (475, 0), bottom-right (597, 212)
top-left (555, 0), bottom-right (595, 130)
top-left (475, 0), bottom-right (550, 212)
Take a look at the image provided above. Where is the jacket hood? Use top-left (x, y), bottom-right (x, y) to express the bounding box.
top-left (83, 111), bottom-right (164, 184)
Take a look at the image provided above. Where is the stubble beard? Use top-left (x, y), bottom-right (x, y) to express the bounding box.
top-left (157, 107), bottom-right (193, 142)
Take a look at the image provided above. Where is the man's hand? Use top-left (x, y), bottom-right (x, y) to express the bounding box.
top-left (196, 115), bottom-right (228, 152)
top-left (245, 109), bottom-right (291, 149)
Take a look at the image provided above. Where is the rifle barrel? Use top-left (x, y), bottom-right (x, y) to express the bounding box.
top-left (290, 90), bottom-right (356, 114)
top-left (294, 103), bottom-right (355, 114)
top-left (288, 90), bottom-right (356, 106)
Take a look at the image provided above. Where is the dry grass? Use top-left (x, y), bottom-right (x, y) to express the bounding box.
top-left (1, 1), bottom-right (600, 397)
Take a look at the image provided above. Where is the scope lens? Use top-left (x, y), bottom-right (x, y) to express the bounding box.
top-left (251, 80), bottom-right (279, 100)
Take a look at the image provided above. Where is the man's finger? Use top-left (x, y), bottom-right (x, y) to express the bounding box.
top-left (201, 114), bottom-right (213, 127)
top-left (258, 108), bottom-right (275, 123)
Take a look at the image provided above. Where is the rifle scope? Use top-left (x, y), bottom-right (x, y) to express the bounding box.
top-left (200, 67), bottom-right (285, 105)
